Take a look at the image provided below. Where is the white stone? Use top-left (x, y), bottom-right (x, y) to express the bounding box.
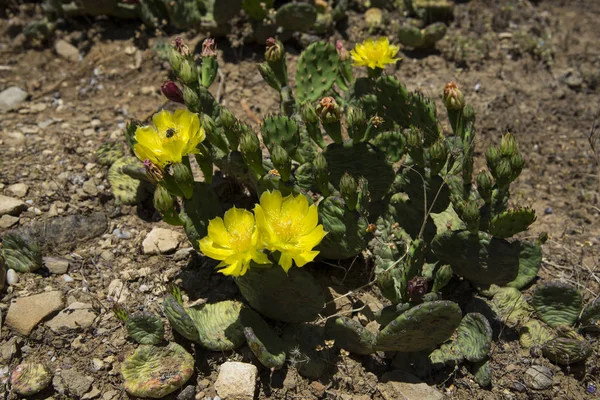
top-left (142, 227), bottom-right (181, 254)
top-left (214, 362), bottom-right (257, 400)
top-left (55, 40), bottom-right (80, 62)
top-left (7, 183), bottom-right (28, 198)
top-left (44, 257), bottom-right (70, 274)
top-left (6, 269), bottom-right (19, 285)
top-left (0, 194), bottom-right (26, 216)
top-left (0, 86), bottom-right (29, 111)
top-left (0, 214), bottom-right (19, 229)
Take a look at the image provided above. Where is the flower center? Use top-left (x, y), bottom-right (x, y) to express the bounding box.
top-left (270, 212), bottom-right (302, 243)
top-left (228, 226), bottom-right (254, 252)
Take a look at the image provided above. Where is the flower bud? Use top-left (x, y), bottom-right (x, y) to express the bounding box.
top-left (335, 40), bottom-right (349, 61)
top-left (182, 86), bottom-right (199, 111)
top-left (160, 81), bottom-right (184, 103)
top-left (347, 106), bottom-right (366, 128)
top-left (429, 138), bottom-right (448, 175)
top-left (258, 62), bottom-right (281, 92)
top-left (167, 46), bottom-right (184, 71)
top-left (456, 199), bottom-right (481, 233)
top-left (500, 132), bottom-right (519, 156)
top-left (172, 163), bottom-right (194, 199)
top-left (340, 172), bottom-right (358, 211)
top-left (317, 97), bottom-right (341, 123)
top-left (178, 58), bottom-right (198, 85)
top-left (173, 37), bottom-right (189, 56)
top-left (407, 276), bottom-right (429, 302)
top-left (313, 153), bottom-right (330, 196)
top-left (485, 146), bottom-right (501, 168)
top-left (442, 82), bottom-right (465, 110)
top-left (201, 38), bottom-right (217, 57)
top-left (476, 169), bottom-right (493, 202)
top-left (154, 184), bottom-right (185, 226)
top-left (509, 153), bottom-right (524, 173)
top-left (219, 108), bottom-right (237, 130)
top-left (301, 102), bottom-right (319, 124)
top-left (143, 159), bottom-right (163, 184)
top-left (270, 144), bottom-right (291, 181)
top-left (369, 115), bottom-right (384, 129)
top-left (265, 37), bottom-right (284, 62)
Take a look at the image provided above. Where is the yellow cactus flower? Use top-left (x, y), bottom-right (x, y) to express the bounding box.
top-left (351, 37), bottom-right (400, 70)
top-left (199, 207), bottom-right (270, 276)
top-left (254, 191), bottom-right (327, 272)
top-left (133, 109), bottom-right (205, 168)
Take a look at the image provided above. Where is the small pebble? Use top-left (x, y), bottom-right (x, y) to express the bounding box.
top-left (63, 275), bottom-right (74, 283)
top-left (474, 82), bottom-right (481, 92)
top-left (112, 228), bottom-right (131, 240)
top-left (6, 269), bottom-right (19, 285)
top-left (544, 207), bottom-right (553, 215)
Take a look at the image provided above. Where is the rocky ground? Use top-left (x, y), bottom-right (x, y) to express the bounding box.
top-left (1, 0), bottom-right (600, 399)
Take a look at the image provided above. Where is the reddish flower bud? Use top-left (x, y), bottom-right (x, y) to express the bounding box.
top-left (201, 38), bottom-right (217, 57)
top-left (265, 38), bottom-right (283, 62)
top-left (144, 159), bottom-right (164, 184)
top-left (336, 40), bottom-right (349, 61)
top-left (407, 276), bottom-right (429, 302)
top-left (173, 37), bottom-right (189, 57)
top-left (160, 81), bottom-right (184, 103)
top-left (443, 82), bottom-right (465, 110)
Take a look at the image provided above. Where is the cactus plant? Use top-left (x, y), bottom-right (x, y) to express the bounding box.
top-left (121, 342), bottom-right (194, 398)
top-left (125, 312), bottom-right (165, 345)
top-left (397, 22), bottom-right (447, 49)
top-left (240, 308), bottom-right (286, 369)
top-left (1, 233), bottom-right (42, 273)
top-left (532, 281), bottom-right (582, 328)
top-left (10, 363), bottom-right (52, 396)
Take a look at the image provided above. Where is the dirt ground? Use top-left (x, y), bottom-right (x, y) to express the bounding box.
top-left (1, 0), bottom-right (599, 399)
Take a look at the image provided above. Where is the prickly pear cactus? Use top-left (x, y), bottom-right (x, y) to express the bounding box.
top-left (275, 3), bottom-right (317, 32)
top-left (121, 343), bottom-right (194, 398)
top-left (108, 156), bottom-right (146, 205)
top-left (163, 294), bottom-right (200, 342)
top-left (519, 320), bottom-right (553, 349)
top-left (488, 207), bottom-right (536, 239)
top-left (186, 300), bottom-right (246, 351)
top-left (542, 332), bottom-right (592, 365)
top-left (490, 286), bottom-right (531, 328)
top-left (125, 312), bottom-right (165, 345)
top-left (95, 141), bottom-right (126, 166)
top-left (375, 301), bottom-right (462, 352)
top-left (296, 42), bottom-right (340, 103)
top-left (580, 298), bottom-right (600, 332)
top-left (235, 266), bottom-right (325, 323)
top-left (506, 240), bottom-right (541, 290)
top-left (240, 308), bottom-right (286, 369)
top-left (456, 313), bottom-right (492, 363)
top-left (282, 323), bottom-right (330, 379)
top-left (1, 233), bottom-right (42, 273)
top-left (532, 281), bottom-right (582, 328)
top-left (10, 363), bottom-right (52, 396)
top-left (324, 316), bottom-right (376, 355)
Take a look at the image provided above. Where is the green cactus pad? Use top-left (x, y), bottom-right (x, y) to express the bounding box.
top-left (373, 76), bottom-right (410, 129)
top-left (375, 303), bottom-right (412, 326)
top-left (10, 363), bottom-right (52, 396)
top-left (261, 115), bottom-right (300, 156)
top-left (429, 341), bottom-right (463, 369)
top-left (138, 0), bottom-right (169, 28)
top-left (317, 196), bottom-right (369, 260)
top-left (431, 230), bottom-right (520, 286)
top-left (121, 343), bottom-right (194, 398)
top-left (163, 0), bottom-right (202, 29)
top-left (431, 264), bottom-right (453, 292)
top-left (275, 3), bottom-right (317, 32)
top-left (1, 233), bottom-right (42, 273)
top-left (95, 141), bottom-right (126, 166)
top-left (580, 298), bottom-right (600, 332)
top-left (186, 300), bottom-right (245, 351)
top-left (431, 204), bottom-right (465, 235)
top-left (108, 156), bottom-right (144, 205)
top-left (126, 312), bottom-right (165, 345)
top-left (422, 23), bottom-right (448, 48)
top-left (371, 131), bottom-right (406, 162)
top-left (488, 207), bottom-right (537, 238)
top-left (397, 24), bottom-right (424, 48)
top-left (396, 166), bottom-right (450, 214)
top-left (375, 301), bottom-right (462, 352)
top-left (296, 42), bottom-right (340, 103)
top-left (282, 323), bottom-right (329, 379)
top-left (235, 266), bottom-right (325, 323)
top-left (323, 142), bottom-right (394, 201)
top-left (242, 0), bottom-right (273, 20)
top-left (182, 182), bottom-right (222, 251)
top-left (324, 317), bottom-right (376, 355)
top-left (490, 287), bottom-right (531, 328)
top-left (408, 92), bottom-right (441, 144)
top-left (163, 295), bottom-right (200, 342)
top-left (240, 308), bottom-right (286, 370)
top-left (519, 320), bottom-right (554, 349)
top-left (542, 336), bottom-right (592, 365)
top-left (472, 357), bottom-right (492, 387)
top-left (505, 240), bottom-right (541, 290)
top-left (532, 281), bottom-right (582, 328)
top-left (456, 313), bottom-right (492, 363)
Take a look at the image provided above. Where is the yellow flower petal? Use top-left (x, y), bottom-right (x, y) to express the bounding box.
top-left (278, 253), bottom-right (294, 273)
top-left (152, 110), bottom-right (172, 131)
top-left (198, 237), bottom-right (234, 260)
top-left (292, 250), bottom-right (320, 267)
top-left (207, 217), bottom-right (231, 247)
top-left (351, 37), bottom-right (400, 70)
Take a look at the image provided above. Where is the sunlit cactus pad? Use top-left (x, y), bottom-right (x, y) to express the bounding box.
top-left (325, 316), bottom-right (376, 355)
top-left (1, 233), bottom-right (42, 273)
top-left (519, 320), bottom-right (553, 349)
top-left (186, 300), bottom-right (246, 351)
top-left (108, 156), bottom-right (145, 205)
top-left (125, 312), bottom-right (165, 345)
top-left (580, 298), bottom-right (600, 332)
top-left (532, 281), bottom-right (582, 328)
top-left (121, 343), bottom-right (194, 398)
top-left (456, 313), bottom-right (492, 363)
top-left (10, 363), bottom-right (52, 396)
top-left (375, 300), bottom-right (462, 352)
top-left (163, 294), bottom-right (200, 342)
top-left (95, 141), bottom-right (126, 166)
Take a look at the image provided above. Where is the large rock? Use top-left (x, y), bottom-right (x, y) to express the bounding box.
top-left (142, 227), bottom-right (181, 255)
top-left (46, 302), bottom-right (96, 333)
top-left (378, 370), bottom-right (444, 400)
top-left (0, 195), bottom-right (26, 217)
top-left (0, 86), bottom-right (29, 111)
top-left (61, 368), bottom-right (94, 397)
top-left (5, 291), bottom-right (64, 335)
top-left (524, 365), bottom-right (553, 390)
top-left (44, 256), bottom-right (70, 274)
top-left (214, 362), bottom-right (257, 400)
top-left (7, 183), bottom-right (29, 198)
top-left (0, 214), bottom-right (19, 229)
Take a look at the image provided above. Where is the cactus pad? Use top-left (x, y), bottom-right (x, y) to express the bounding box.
top-left (282, 323), bottom-right (329, 379)
top-left (488, 207), bottom-right (536, 238)
top-left (490, 286), bottom-right (531, 328)
top-left (519, 320), bottom-right (553, 349)
top-left (580, 298), bottom-right (600, 332)
top-left (456, 313), bottom-right (492, 363)
top-left (472, 357), bottom-right (492, 387)
top-left (375, 301), bottom-right (462, 352)
top-left (506, 240), bottom-right (541, 290)
top-left (240, 308), bottom-right (286, 370)
top-left (95, 141), bottom-right (126, 166)
top-left (324, 316), bottom-right (376, 355)
top-left (429, 341), bottom-right (464, 369)
top-left (296, 42), bottom-right (340, 103)
top-left (186, 300), bottom-right (245, 351)
top-left (121, 343), bottom-right (194, 398)
top-left (431, 264), bottom-right (453, 292)
top-left (275, 3), bottom-right (317, 32)
top-left (431, 230), bottom-right (520, 286)
top-left (108, 156), bottom-right (144, 205)
top-left (532, 281), bottom-right (582, 328)
top-left (10, 363), bottom-right (51, 396)
top-left (542, 335), bottom-right (592, 365)
top-left (163, 295), bottom-right (200, 342)
top-left (242, 0), bottom-right (273, 20)
top-left (371, 131), bottom-right (406, 162)
top-left (323, 142), bottom-right (395, 201)
top-left (317, 196), bottom-right (369, 259)
top-left (1, 233), bottom-right (42, 273)
top-left (126, 312), bottom-right (165, 345)
top-left (261, 115), bottom-right (300, 156)
top-left (235, 266), bottom-right (324, 323)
